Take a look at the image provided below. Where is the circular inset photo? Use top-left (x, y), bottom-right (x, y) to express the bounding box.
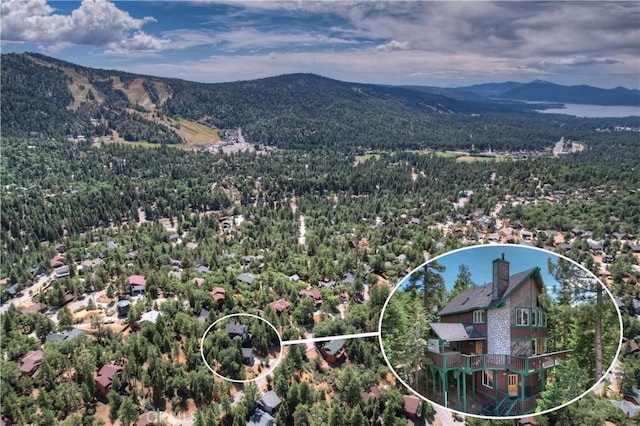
top-left (201, 313), bottom-right (283, 383)
top-left (379, 244), bottom-right (622, 419)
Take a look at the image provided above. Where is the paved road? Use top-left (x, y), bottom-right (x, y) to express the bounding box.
top-left (0, 272), bottom-right (55, 314)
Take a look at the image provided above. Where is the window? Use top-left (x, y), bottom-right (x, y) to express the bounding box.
top-left (539, 311), bottom-right (547, 326)
top-left (473, 310), bottom-right (485, 324)
top-left (482, 370), bottom-right (494, 388)
top-left (531, 309), bottom-right (538, 326)
top-left (516, 308), bottom-right (530, 326)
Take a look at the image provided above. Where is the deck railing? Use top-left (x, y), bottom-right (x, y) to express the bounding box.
top-left (426, 349), bottom-right (571, 373)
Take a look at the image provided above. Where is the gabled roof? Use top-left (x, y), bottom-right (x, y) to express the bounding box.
top-left (138, 310), bottom-right (161, 324)
top-left (225, 323), bottom-right (248, 337)
top-left (247, 409), bottom-right (274, 426)
top-left (128, 275), bottom-right (146, 286)
top-left (259, 391), bottom-right (282, 410)
top-left (403, 395), bottom-right (421, 416)
top-left (238, 273), bottom-right (256, 284)
top-left (98, 363), bottom-right (123, 379)
top-left (268, 299), bottom-right (291, 313)
top-left (322, 339), bottom-right (345, 355)
top-left (438, 267), bottom-right (540, 316)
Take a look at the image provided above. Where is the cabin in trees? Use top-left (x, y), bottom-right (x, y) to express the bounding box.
top-left (18, 350), bottom-right (43, 376)
top-left (320, 339), bottom-right (346, 363)
top-left (128, 275), bottom-right (146, 296)
top-left (95, 363), bottom-right (123, 394)
top-left (424, 255), bottom-right (570, 416)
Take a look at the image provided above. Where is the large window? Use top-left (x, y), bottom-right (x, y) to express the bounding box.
top-left (516, 308), bottom-right (530, 326)
top-left (482, 370), bottom-right (494, 388)
top-left (516, 307), bottom-right (547, 327)
top-left (473, 310), bottom-right (485, 324)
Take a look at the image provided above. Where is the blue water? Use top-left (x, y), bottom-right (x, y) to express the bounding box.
top-left (536, 103), bottom-right (640, 118)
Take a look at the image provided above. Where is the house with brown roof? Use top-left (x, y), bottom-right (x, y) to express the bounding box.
top-left (403, 395), bottom-right (421, 419)
top-left (211, 287), bottom-right (227, 307)
top-left (298, 288), bottom-right (323, 305)
top-left (268, 299), bottom-right (292, 314)
top-left (19, 350), bottom-right (43, 376)
top-left (95, 363), bottom-right (123, 394)
top-left (424, 255), bottom-right (570, 416)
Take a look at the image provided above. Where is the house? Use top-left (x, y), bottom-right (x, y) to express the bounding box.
top-left (95, 363), bottom-right (123, 394)
top-left (258, 390), bottom-right (282, 414)
top-left (197, 308), bottom-right (209, 323)
top-left (46, 328), bottom-right (84, 343)
top-left (129, 275), bottom-right (146, 296)
top-left (247, 409), bottom-right (274, 426)
top-left (320, 339), bottom-right (346, 363)
top-left (50, 254), bottom-right (66, 268)
top-left (424, 255), bottom-right (570, 416)
top-left (343, 272), bottom-right (356, 285)
top-left (54, 265), bottom-right (70, 279)
top-left (242, 347), bottom-right (254, 365)
top-left (238, 273), bottom-right (256, 284)
top-left (318, 278), bottom-right (337, 289)
top-left (80, 258), bottom-right (104, 270)
top-left (20, 303), bottom-right (47, 314)
top-left (211, 287), bottom-right (226, 307)
top-left (403, 395), bottom-right (421, 419)
top-left (225, 323), bottom-right (249, 341)
top-left (138, 310), bottom-right (161, 325)
top-left (19, 350), bottom-right (43, 376)
top-left (298, 288), bottom-right (323, 305)
top-left (268, 299), bottom-right (292, 314)
top-left (197, 265), bottom-right (211, 274)
top-left (125, 250), bottom-right (138, 260)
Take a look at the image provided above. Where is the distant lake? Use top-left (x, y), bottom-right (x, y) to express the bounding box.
top-left (535, 103), bottom-right (640, 118)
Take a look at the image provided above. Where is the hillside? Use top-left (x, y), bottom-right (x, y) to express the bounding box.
top-left (4, 53), bottom-right (640, 153)
top-left (1, 52), bottom-right (572, 152)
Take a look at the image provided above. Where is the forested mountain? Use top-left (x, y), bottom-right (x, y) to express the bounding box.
top-left (8, 52), bottom-right (638, 153)
top-left (459, 80), bottom-right (640, 106)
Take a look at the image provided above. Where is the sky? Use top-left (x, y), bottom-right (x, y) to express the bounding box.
top-left (399, 244), bottom-right (603, 297)
top-left (1, 1), bottom-right (639, 89)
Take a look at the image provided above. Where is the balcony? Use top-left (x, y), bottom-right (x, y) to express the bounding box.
top-left (426, 349), bottom-right (571, 374)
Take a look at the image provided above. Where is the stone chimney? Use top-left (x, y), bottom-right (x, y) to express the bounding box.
top-left (492, 254), bottom-right (510, 299)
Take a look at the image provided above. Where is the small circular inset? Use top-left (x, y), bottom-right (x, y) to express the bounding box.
top-left (379, 244), bottom-right (623, 420)
top-left (200, 313), bottom-right (283, 383)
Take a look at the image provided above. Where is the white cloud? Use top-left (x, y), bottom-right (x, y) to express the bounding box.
top-left (1, 0), bottom-right (168, 53)
top-left (375, 40), bottom-right (409, 52)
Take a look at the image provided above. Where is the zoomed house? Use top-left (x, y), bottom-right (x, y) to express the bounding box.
top-left (425, 255), bottom-right (571, 416)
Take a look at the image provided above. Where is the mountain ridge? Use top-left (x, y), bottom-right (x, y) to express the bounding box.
top-left (457, 80), bottom-right (640, 106)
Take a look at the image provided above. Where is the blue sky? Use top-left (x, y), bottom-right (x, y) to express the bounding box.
top-left (1, 1), bottom-right (639, 88)
top-left (400, 245), bottom-right (589, 296)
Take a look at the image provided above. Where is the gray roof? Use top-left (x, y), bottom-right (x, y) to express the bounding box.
top-left (46, 328), bottom-right (84, 342)
top-left (430, 323), bottom-right (485, 341)
top-left (238, 273), bottom-right (256, 284)
top-left (225, 323), bottom-right (248, 337)
top-left (323, 339), bottom-right (345, 355)
top-left (259, 391), bottom-right (282, 410)
top-left (247, 409), bottom-right (274, 426)
top-left (138, 310), bottom-right (161, 324)
top-left (438, 267), bottom-right (539, 316)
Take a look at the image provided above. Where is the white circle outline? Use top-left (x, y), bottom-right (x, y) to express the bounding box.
top-left (377, 243), bottom-right (624, 420)
top-left (200, 313), bottom-right (284, 384)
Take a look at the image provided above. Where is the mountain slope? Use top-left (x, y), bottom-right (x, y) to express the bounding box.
top-left (459, 80), bottom-right (640, 106)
